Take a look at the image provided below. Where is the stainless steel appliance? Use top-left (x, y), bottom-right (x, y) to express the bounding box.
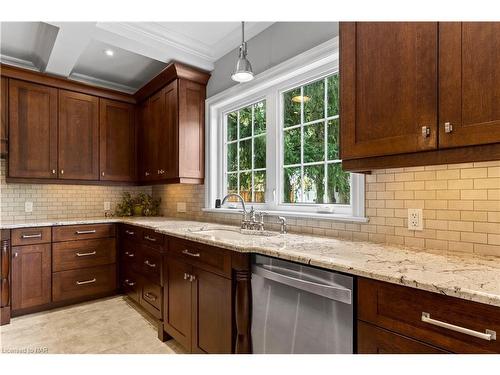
top-left (251, 254), bottom-right (354, 353)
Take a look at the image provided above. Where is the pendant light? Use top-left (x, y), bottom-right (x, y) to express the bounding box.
top-left (231, 21), bottom-right (254, 83)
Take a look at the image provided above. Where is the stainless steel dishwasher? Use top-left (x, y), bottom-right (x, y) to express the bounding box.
top-left (251, 254), bottom-right (354, 354)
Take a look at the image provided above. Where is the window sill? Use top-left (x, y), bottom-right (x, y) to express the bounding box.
top-left (201, 208), bottom-right (369, 223)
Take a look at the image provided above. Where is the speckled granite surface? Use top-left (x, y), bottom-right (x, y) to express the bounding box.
top-left (2, 216), bottom-right (500, 307)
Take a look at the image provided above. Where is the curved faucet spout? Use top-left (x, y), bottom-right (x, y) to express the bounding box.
top-left (221, 193), bottom-right (247, 213)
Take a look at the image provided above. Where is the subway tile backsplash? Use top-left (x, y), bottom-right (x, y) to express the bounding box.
top-left (0, 160), bottom-right (152, 223)
top-left (2, 158), bottom-right (499, 257)
top-left (152, 160), bottom-right (500, 257)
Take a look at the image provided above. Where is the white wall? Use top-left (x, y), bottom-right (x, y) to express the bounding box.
top-left (207, 22), bottom-right (339, 97)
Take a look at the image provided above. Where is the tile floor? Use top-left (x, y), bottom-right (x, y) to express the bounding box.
top-left (0, 296), bottom-right (187, 354)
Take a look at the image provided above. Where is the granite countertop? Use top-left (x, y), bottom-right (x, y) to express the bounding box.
top-left (2, 216), bottom-right (500, 308)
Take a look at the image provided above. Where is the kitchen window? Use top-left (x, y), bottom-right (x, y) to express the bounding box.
top-left (225, 101), bottom-right (267, 203)
top-left (206, 38), bottom-right (365, 221)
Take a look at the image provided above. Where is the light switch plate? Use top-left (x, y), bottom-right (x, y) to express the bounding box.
top-left (408, 208), bottom-right (423, 231)
top-left (25, 201), bottom-right (33, 213)
top-left (104, 201), bottom-right (111, 211)
top-left (177, 202), bottom-right (187, 213)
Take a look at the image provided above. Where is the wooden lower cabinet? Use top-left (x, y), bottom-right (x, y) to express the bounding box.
top-left (358, 278), bottom-right (500, 353)
top-left (192, 267), bottom-right (232, 354)
top-left (163, 256), bottom-right (192, 350)
top-left (163, 257), bottom-right (232, 354)
top-left (1, 230), bottom-right (11, 325)
top-left (358, 321), bottom-right (448, 354)
top-left (11, 243), bottom-right (51, 312)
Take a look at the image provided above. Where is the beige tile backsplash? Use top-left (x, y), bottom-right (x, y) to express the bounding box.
top-left (0, 160), bottom-right (152, 223)
top-left (152, 160), bottom-right (500, 257)
top-left (2, 157), bottom-right (500, 256)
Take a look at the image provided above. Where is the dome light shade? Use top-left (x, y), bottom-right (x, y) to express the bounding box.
top-left (231, 22), bottom-right (254, 83)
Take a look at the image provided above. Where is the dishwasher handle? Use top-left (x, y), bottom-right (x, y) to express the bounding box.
top-left (252, 264), bottom-right (352, 304)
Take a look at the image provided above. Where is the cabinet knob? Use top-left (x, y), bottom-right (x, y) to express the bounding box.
top-left (421, 126), bottom-right (430, 138)
top-left (60, 169), bottom-right (64, 175)
top-left (183, 273), bottom-right (189, 280)
top-left (101, 171), bottom-right (105, 176)
top-left (444, 122), bottom-right (453, 133)
top-left (51, 169), bottom-right (56, 174)
top-left (145, 172), bottom-right (150, 177)
top-left (157, 169), bottom-right (165, 175)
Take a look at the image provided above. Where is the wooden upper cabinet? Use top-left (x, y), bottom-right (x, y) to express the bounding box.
top-left (340, 22), bottom-right (438, 160)
top-left (99, 99), bottom-right (136, 181)
top-left (1, 77), bottom-right (7, 156)
top-left (147, 89), bottom-right (164, 180)
top-left (178, 79), bottom-right (204, 181)
top-left (160, 80), bottom-right (178, 179)
top-left (439, 22), bottom-right (500, 148)
top-left (8, 79), bottom-right (57, 178)
top-left (58, 90), bottom-right (99, 180)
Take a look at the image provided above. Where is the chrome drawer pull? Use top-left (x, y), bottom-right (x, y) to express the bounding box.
top-left (124, 251), bottom-right (135, 258)
top-left (421, 312), bottom-right (497, 341)
top-left (144, 292), bottom-right (157, 301)
top-left (182, 249), bottom-right (200, 257)
top-left (21, 233), bottom-right (42, 239)
top-left (125, 230), bottom-right (135, 235)
top-left (75, 230), bottom-right (97, 235)
top-left (144, 260), bottom-right (156, 268)
top-left (76, 278), bottom-right (97, 285)
top-left (144, 235), bottom-right (156, 242)
top-left (124, 279), bottom-right (136, 286)
top-left (76, 251), bottom-right (96, 257)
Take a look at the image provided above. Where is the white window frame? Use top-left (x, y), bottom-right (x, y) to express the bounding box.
top-left (205, 37), bottom-right (366, 222)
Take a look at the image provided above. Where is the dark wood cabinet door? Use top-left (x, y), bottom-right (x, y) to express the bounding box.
top-left (58, 90), bottom-right (99, 180)
top-left (99, 99), bottom-right (136, 181)
top-left (163, 257), bottom-right (192, 350)
top-left (139, 90), bottom-right (163, 182)
top-left (340, 22), bottom-right (438, 160)
top-left (8, 79), bottom-right (57, 178)
top-left (160, 80), bottom-right (178, 179)
top-left (191, 268), bottom-right (232, 354)
top-left (1, 77), bottom-right (7, 156)
top-left (178, 79), bottom-right (204, 180)
top-left (439, 22), bottom-right (500, 148)
top-left (137, 100), bottom-right (151, 181)
top-left (11, 244), bottom-right (51, 311)
top-left (358, 321), bottom-right (448, 354)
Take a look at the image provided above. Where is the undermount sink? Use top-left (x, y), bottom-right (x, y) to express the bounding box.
top-left (189, 226), bottom-right (279, 240)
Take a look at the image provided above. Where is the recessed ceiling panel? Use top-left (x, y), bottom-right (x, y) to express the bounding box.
top-left (0, 21), bottom-right (58, 68)
top-left (71, 39), bottom-right (166, 92)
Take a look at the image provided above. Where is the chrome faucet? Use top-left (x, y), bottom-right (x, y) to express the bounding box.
top-left (221, 193), bottom-right (248, 229)
top-left (277, 216), bottom-right (287, 234)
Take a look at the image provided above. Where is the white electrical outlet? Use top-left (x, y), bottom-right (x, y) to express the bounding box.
top-left (408, 208), bottom-right (423, 231)
top-left (25, 201), bottom-right (33, 213)
top-left (177, 202), bottom-right (187, 213)
top-left (104, 201), bottom-right (111, 211)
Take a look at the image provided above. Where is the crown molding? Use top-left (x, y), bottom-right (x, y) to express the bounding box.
top-left (0, 54), bottom-right (38, 71)
top-left (69, 73), bottom-right (137, 94)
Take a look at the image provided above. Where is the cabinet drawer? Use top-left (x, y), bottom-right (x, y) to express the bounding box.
top-left (358, 321), bottom-right (448, 354)
top-left (53, 224), bottom-right (115, 242)
top-left (120, 224), bottom-right (141, 242)
top-left (140, 229), bottom-right (164, 249)
top-left (52, 264), bottom-right (116, 302)
top-left (139, 246), bottom-right (162, 284)
top-left (169, 238), bottom-right (231, 277)
top-left (53, 238), bottom-right (116, 272)
top-left (12, 227), bottom-right (51, 246)
top-left (120, 241), bottom-right (141, 271)
top-left (120, 266), bottom-right (141, 303)
top-left (358, 278), bottom-right (500, 353)
top-left (142, 281), bottom-right (161, 311)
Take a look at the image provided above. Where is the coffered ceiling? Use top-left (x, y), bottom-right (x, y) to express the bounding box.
top-left (0, 21), bottom-right (274, 93)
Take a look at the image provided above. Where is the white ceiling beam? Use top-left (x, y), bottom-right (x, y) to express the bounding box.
top-left (94, 23), bottom-right (215, 71)
top-left (44, 22), bottom-right (96, 76)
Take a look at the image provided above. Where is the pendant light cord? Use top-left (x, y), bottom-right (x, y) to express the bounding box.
top-left (241, 21), bottom-right (245, 44)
